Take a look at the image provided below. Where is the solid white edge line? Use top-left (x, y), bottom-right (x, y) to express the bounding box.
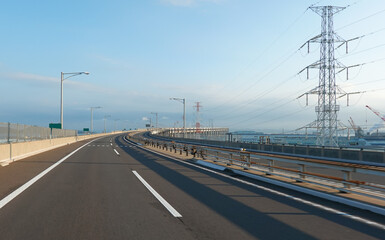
top-left (122, 136), bottom-right (385, 230)
top-left (113, 149), bottom-right (120, 155)
top-left (132, 170), bottom-right (182, 218)
top-left (0, 137), bottom-right (103, 210)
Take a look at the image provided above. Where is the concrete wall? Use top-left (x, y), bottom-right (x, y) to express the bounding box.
top-left (0, 132), bottom-right (124, 166)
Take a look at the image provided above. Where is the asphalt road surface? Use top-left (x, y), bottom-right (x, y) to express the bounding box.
top-left (0, 134), bottom-right (384, 240)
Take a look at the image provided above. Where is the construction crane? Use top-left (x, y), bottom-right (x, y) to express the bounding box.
top-left (365, 105), bottom-right (385, 134)
top-left (348, 117), bottom-right (357, 129)
top-left (348, 116), bottom-right (364, 138)
top-left (366, 105), bottom-right (385, 122)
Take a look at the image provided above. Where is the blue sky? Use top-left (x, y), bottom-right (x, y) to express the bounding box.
top-left (1, 0), bottom-right (385, 133)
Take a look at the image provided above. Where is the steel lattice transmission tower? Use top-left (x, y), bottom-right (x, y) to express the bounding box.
top-left (298, 6), bottom-right (348, 146)
top-left (194, 102), bottom-right (202, 133)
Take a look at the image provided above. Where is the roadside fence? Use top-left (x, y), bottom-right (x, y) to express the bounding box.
top-left (0, 122), bottom-right (77, 144)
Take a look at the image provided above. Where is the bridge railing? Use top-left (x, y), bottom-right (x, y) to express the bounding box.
top-left (133, 134), bottom-right (385, 202)
top-left (150, 133), bottom-right (385, 163)
top-left (0, 122), bottom-right (77, 144)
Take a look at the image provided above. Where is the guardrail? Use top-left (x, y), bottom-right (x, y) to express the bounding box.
top-left (133, 134), bottom-right (385, 202)
top-left (149, 133), bottom-right (385, 163)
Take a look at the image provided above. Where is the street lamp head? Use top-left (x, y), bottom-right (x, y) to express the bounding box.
top-left (170, 97), bottom-right (185, 104)
top-left (83, 72), bottom-right (90, 75)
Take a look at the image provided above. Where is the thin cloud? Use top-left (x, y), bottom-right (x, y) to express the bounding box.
top-left (1, 71), bottom-right (119, 95)
top-left (4, 72), bottom-right (58, 83)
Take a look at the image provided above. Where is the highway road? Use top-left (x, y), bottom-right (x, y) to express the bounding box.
top-left (0, 134), bottom-right (384, 239)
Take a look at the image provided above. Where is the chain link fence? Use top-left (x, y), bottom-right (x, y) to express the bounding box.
top-left (0, 122), bottom-right (77, 144)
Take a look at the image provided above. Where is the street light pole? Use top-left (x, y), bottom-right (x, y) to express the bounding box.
top-left (60, 71), bottom-right (89, 129)
top-left (90, 106), bottom-right (102, 134)
top-left (170, 98), bottom-right (186, 138)
top-left (114, 119), bottom-right (120, 132)
top-left (104, 115), bottom-right (111, 133)
top-left (151, 112), bottom-right (158, 128)
top-left (60, 72), bottom-right (64, 129)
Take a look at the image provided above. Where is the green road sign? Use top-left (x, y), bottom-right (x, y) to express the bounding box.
top-left (49, 123), bottom-right (62, 129)
top-left (83, 128), bottom-right (90, 132)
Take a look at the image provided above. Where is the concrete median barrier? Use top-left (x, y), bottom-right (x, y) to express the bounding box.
top-left (0, 132), bottom-right (123, 166)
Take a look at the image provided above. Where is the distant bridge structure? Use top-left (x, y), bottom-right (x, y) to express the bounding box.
top-left (155, 127), bottom-right (229, 139)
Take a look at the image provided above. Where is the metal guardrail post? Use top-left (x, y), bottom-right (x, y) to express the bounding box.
top-left (338, 147), bottom-right (342, 159)
top-left (228, 153), bottom-right (233, 166)
top-left (383, 150), bottom-right (385, 163)
top-left (192, 147), bottom-right (197, 158)
top-left (293, 144), bottom-right (296, 154)
top-left (10, 142), bottom-right (12, 162)
top-left (297, 164), bottom-right (305, 182)
top-left (266, 160), bottom-right (274, 175)
top-left (246, 153), bottom-right (251, 169)
top-left (16, 123), bottom-right (19, 142)
top-left (200, 148), bottom-right (205, 160)
top-left (7, 122), bottom-right (11, 143)
top-left (185, 146), bottom-right (188, 156)
top-left (342, 170), bottom-right (352, 191)
top-left (359, 148), bottom-right (363, 161)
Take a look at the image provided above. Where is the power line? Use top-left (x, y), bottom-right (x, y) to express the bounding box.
top-left (205, 3), bottom-right (379, 115)
top-left (342, 76), bottom-right (385, 88)
top-left (212, 2), bottom-right (385, 133)
top-left (206, 80), bottom-right (315, 129)
top-left (339, 43), bottom-right (385, 59)
top-left (213, 74), bottom-right (300, 121)
top-left (225, 101), bottom-right (308, 128)
top-left (204, 6), bottom-right (312, 112)
top-left (336, 7), bottom-right (385, 31)
top-left (205, 48), bottom-right (300, 115)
